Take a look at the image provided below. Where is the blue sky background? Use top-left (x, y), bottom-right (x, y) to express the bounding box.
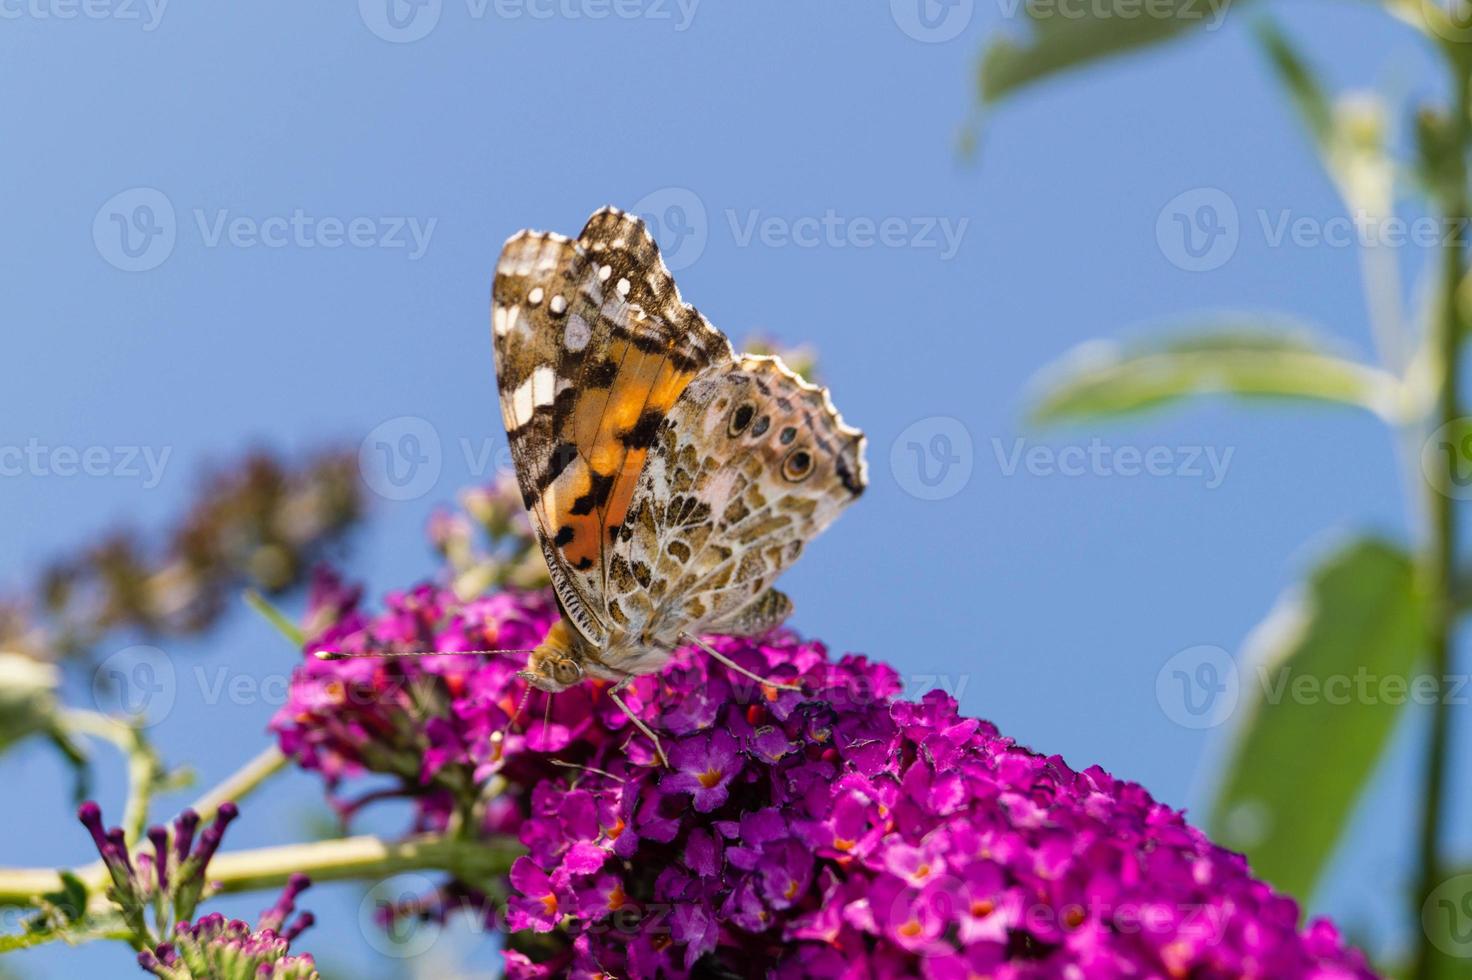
top-left (0, 1), bottom-right (1465, 975)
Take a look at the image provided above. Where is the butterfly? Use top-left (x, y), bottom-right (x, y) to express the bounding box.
top-left (327, 207), bottom-right (867, 764)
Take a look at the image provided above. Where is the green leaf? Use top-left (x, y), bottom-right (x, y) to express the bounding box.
top-left (1420, 869), bottom-right (1472, 975)
top-left (979, 0), bottom-right (1239, 104)
top-left (244, 589), bottom-right (305, 647)
top-left (0, 873), bottom-right (129, 953)
top-left (1253, 17), bottom-right (1332, 149)
top-left (0, 654), bottom-right (59, 755)
top-left (1415, 105), bottom-right (1467, 207)
top-left (1029, 323), bottom-right (1405, 424)
top-left (1208, 538), bottom-right (1425, 902)
top-left (40, 872), bottom-right (88, 925)
top-left (0, 913), bottom-right (130, 952)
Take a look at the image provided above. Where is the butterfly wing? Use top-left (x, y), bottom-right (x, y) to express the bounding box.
top-left (603, 354), bottom-right (867, 646)
top-left (491, 207), bottom-right (733, 644)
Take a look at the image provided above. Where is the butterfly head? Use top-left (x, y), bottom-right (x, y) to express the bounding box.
top-left (517, 619), bottom-right (587, 693)
top-left (517, 648), bottom-right (584, 693)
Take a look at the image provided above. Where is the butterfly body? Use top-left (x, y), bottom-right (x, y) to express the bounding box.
top-left (491, 207), bottom-right (866, 698)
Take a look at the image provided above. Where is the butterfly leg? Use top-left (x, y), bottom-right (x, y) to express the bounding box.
top-left (607, 680), bottom-right (670, 768)
top-left (679, 631), bottom-right (804, 693)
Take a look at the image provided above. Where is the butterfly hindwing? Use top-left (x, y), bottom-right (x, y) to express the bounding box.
top-left (602, 354), bottom-right (867, 648)
top-left (491, 207), bottom-right (732, 644)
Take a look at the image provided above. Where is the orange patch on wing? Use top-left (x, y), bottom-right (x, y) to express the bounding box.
top-left (547, 340), bottom-right (698, 571)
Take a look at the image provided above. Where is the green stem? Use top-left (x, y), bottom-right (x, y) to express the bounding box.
top-left (0, 834), bottom-right (522, 911)
top-left (1412, 63), bottom-right (1471, 980)
top-left (187, 745), bottom-right (288, 824)
top-left (57, 710), bottom-right (161, 847)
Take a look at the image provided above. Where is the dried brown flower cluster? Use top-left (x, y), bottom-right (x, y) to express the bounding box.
top-left (3, 449), bottom-right (363, 664)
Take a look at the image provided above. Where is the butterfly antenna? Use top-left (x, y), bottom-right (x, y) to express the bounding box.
top-left (314, 648), bottom-right (536, 661)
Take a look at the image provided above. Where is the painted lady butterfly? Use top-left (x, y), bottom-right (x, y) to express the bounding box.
top-left (328, 207), bottom-right (867, 763)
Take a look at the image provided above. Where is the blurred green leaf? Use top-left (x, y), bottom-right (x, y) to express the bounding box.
top-left (1253, 17), bottom-right (1332, 149)
top-left (0, 914), bottom-right (129, 953)
top-left (979, 0), bottom-right (1238, 103)
top-left (0, 873), bottom-right (128, 953)
top-left (1208, 539), bottom-right (1425, 902)
top-left (0, 654), bottom-right (59, 755)
top-left (244, 589), bottom-right (305, 648)
top-left (1415, 105), bottom-right (1468, 207)
top-left (1029, 324), bottom-right (1404, 423)
top-left (1419, 867), bottom-right (1472, 975)
top-left (1258, 21), bottom-right (1395, 216)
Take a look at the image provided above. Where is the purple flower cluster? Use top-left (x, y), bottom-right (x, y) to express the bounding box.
top-left (77, 801), bottom-right (318, 977)
top-left (78, 801), bottom-right (238, 940)
top-left (274, 575), bottom-right (1377, 978)
top-left (138, 874), bottom-right (317, 980)
top-left (271, 569), bottom-right (561, 829)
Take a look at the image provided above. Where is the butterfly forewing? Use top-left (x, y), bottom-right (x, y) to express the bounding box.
top-left (491, 207), bottom-right (732, 645)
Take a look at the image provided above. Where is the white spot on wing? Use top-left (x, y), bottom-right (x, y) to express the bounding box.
top-left (494, 304), bottom-right (519, 338)
top-left (511, 376), bottom-right (535, 426)
top-left (549, 295), bottom-right (568, 316)
top-left (564, 314), bottom-right (591, 352)
top-left (527, 287), bottom-right (544, 306)
top-left (531, 365), bottom-right (556, 408)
